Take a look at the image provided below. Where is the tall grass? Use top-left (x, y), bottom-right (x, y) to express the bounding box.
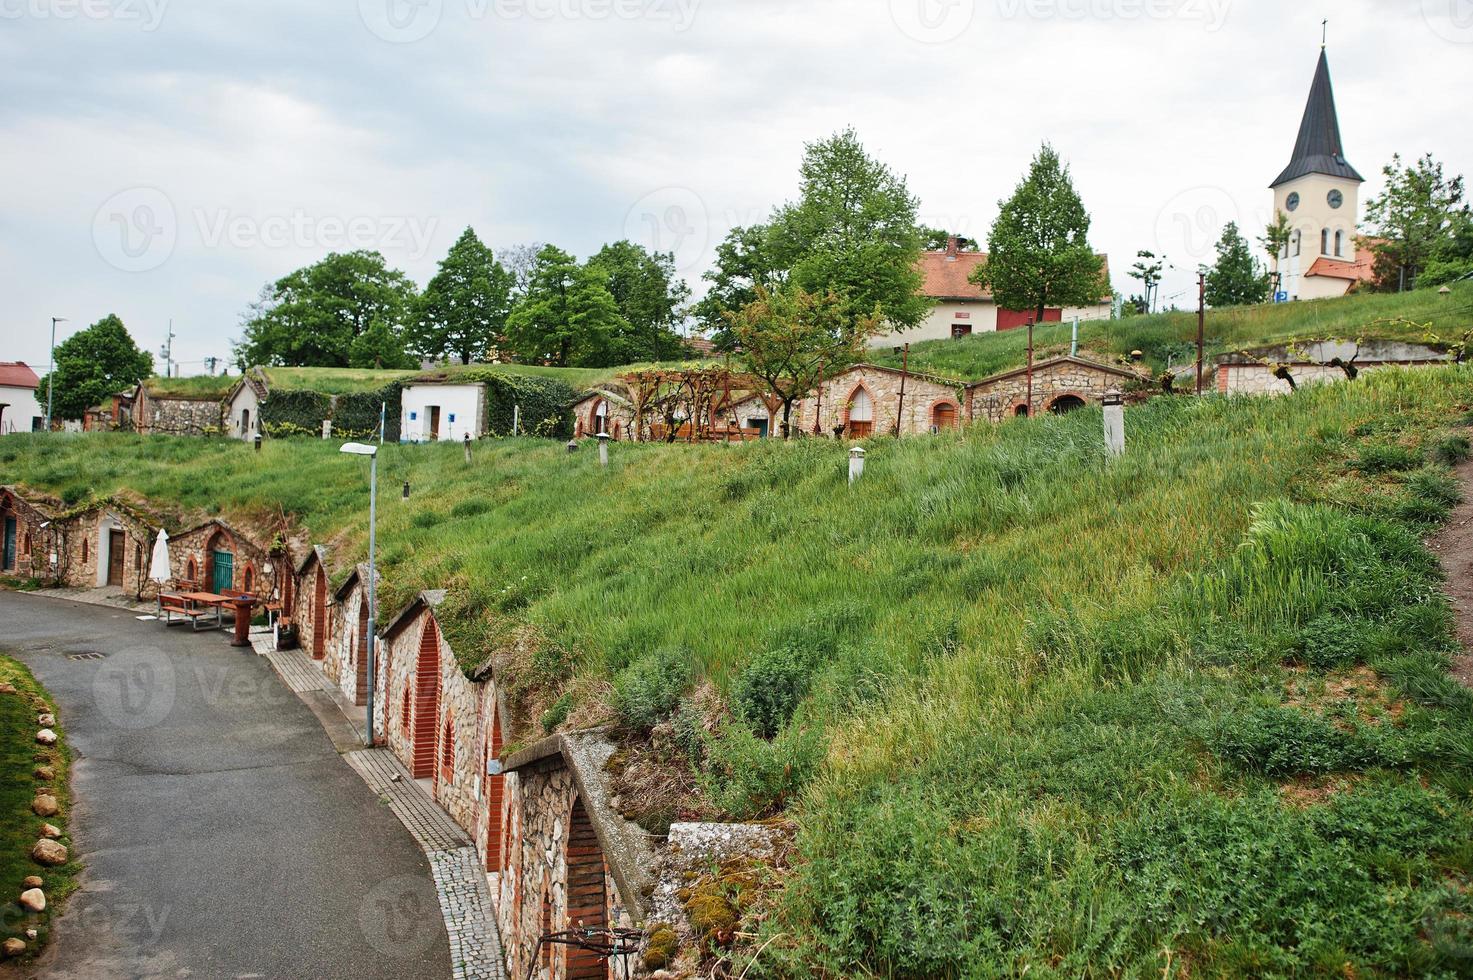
top-left (3, 367), bottom-right (1473, 974)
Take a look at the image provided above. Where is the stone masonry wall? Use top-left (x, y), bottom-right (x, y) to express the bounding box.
top-left (138, 393), bottom-right (223, 436)
top-left (58, 506), bottom-right (155, 595)
top-left (968, 362), bottom-right (1136, 423)
top-left (792, 367), bottom-right (964, 437)
top-left (0, 493), bottom-right (52, 580)
top-left (1215, 362), bottom-right (1410, 396)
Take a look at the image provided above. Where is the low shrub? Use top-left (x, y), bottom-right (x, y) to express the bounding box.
top-left (700, 721), bottom-right (822, 819)
top-left (611, 649), bottom-right (692, 732)
top-left (731, 647), bottom-right (811, 739)
top-left (1352, 443), bottom-right (1423, 474)
top-left (1210, 705), bottom-right (1371, 778)
top-left (1432, 433), bottom-right (1472, 466)
top-left (540, 692), bottom-right (573, 733)
top-left (1292, 614), bottom-right (1373, 670)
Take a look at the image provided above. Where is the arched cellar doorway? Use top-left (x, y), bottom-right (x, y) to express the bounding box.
top-left (412, 619), bottom-right (441, 779)
top-left (931, 401), bottom-right (958, 431)
top-left (1049, 394), bottom-right (1087, 415)
top-left (846, 386), bottom-right (874, 438)
top-left (312, 565), bottom-right (327, 660)
top-left (564, 795), bottom-right (608, 979)
top-left (355, 596), bottom-right (370, 706)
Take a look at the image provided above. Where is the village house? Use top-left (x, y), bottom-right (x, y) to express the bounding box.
top-left (82, 390), bottom-right (135, 432)
top-left (1215, 340), bottom-right (1449, 396)
top-left (965, 355), bottom-right (1150, 422)
top-left (131, 380), bottom-right (224, 436)
top-left (295, 546), bottom-right (334, 663)
top-left (0, 362), bottom-right (43, 435)
top-left (57, 498), bottom-right (162, 598)
top-left (401, 376), bottom-right (486, 443)
top-left (792, 363), bottom-right (966, 438)
top-left (571, 391), bottom-right (634, 441)
top-left (167, 518), bottom-right (278, 597)
top-left (869, 239), bottom-right (1113, 349)
top-left (0, 486), bottom-right (58, 580)
top-left (223, 370), bottom-right (268, 441)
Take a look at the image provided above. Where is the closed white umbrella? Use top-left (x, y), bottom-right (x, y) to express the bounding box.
top-left (149, 530), bottom-right (171, 584)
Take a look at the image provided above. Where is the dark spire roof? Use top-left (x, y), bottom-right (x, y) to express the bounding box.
top-left (1271, 50), bottom-right (1363, 188)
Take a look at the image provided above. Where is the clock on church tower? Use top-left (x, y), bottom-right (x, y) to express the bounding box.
top-left (1268, 47), bottom-right (1368, 302)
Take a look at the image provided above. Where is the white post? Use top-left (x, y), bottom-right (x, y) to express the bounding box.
top-left (464, 432), bottom-right (472, 463)
top-left (848, 446), bottom-right (866, 485)
top-left (322, 419), bottom-right (332, 440)
top-left (512, 404), bottom-right (520, 437)
top-left (1103, 388), bottom-right (1125, 458)
top-left (597, 432), bottom-right (610, 468)
top-left (365, 451), bottom-right (377, 747)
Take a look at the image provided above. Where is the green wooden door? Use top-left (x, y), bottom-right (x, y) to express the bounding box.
top-left (211, 550), bottom-right (234, 593)
top-left (2, 517), bottom-right (15, 571)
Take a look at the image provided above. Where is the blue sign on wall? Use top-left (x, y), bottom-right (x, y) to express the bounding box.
top-left (409, 411), bottom-right (418, 421)
top-left (1274, 291), bottom-right (1289, 304)
top-left (449, 414), bottom-right (456, 424)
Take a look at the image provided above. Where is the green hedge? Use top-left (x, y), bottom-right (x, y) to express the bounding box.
top-left (259, 390), bottom-right (332, 438)
top-left (334, 383), bottom-right (404, 441)
top-left (480, 374), bottom-right (577, 440)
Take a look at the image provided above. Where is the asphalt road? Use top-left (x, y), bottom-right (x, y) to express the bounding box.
top-left (0, 593), bottom-right (450, 980)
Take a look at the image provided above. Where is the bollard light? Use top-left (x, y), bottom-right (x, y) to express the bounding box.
top-left (254, 433), bottom-right (263, 452)
top-left (402, 480), bottom-right (411, 500)
top-left (567, 439), bottom-right (579, 454)
top-left (597, 432), bottom-right (610, 468)
top-left (1103, 388), bottom-right (1125, 458)
top-left (464, 432), bottom-right (472, 464)
top-left (848, 446), bottom-right (866, 486)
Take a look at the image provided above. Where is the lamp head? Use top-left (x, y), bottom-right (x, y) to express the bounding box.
top-left (340, 443), bottom-right (378, 457)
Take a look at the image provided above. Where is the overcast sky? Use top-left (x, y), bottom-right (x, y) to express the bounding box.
top-left (1, 0), bottom-right (1469, 375)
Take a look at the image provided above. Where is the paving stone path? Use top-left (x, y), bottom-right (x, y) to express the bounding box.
top-left (258, 635), bottom-right (507, 980)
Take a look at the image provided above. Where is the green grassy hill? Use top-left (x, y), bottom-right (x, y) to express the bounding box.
top-left (875, 282), bottom-right (1473, 380)
top-left (3, 364), bottom-right (1473, 974)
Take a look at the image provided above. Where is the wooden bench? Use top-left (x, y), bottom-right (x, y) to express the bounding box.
top-left (158, 594), bottom-right (220, 631)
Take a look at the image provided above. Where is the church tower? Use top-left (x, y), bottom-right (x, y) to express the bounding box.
top-left (1270, 47), bottom-right (1367, 300)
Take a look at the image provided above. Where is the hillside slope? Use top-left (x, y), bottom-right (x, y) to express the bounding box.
top-left (3, 369), bottom-right (1473, 975)
top-left (874, 282), bottom-right (1473, 381)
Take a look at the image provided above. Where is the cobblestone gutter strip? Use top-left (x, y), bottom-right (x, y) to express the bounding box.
top-left (345, 749), bottom-right (505, 980)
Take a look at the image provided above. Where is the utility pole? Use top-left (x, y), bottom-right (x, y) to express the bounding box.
top-left (1025, 317), bottom-right (1035, 416)
top-left (159, 320), bottom-right (176, 378)
top-left (894, 343), bottom-right (910, 437)
top-left (45, 316), bottom-right (67, 432)
top-left (1195, 271), bottom-right (1206, 396)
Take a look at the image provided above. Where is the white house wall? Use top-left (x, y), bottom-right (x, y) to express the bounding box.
top-left (400, 385), bottom-right (484, 443)
top-left (0, 384), bottom-right (44, 434)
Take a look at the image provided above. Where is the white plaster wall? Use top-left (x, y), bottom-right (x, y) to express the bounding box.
top-left (1272, 172), bottom-right (1360, 301)
top-left (401, 385), bottom-right (483, 442)
top-left (0, 384), bottom-right (44, 434)
top-left (225, 386), bottom-right (261, 440)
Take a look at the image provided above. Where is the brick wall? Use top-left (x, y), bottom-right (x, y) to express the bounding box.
top-left (967, 361), bottom-right (1137, 423)
top-left (0, 492), bottom-right (52, 580)
top-left (791, 367), bottom-right (965, 438)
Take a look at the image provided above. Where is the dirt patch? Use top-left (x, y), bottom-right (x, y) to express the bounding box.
top-left (1278, 775), bottom-right (1357, 808)
top-left (1427, 453), bottom-right (1473, 688)
top-left (1283, 667), bottom-right (1405, 728)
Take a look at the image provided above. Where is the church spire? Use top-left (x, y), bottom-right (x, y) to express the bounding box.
top-left (1270, 48), bottom-right (1363, 188)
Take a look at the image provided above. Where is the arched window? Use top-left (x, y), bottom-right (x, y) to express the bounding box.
top-left (243, 565), bottom-right (255, 594)
top-left (847, 387), bottom-right (874, 438)
top-left (241, 408), bottom-right (250, 435)
top-left (1014, 404), bottom-right (1030, 418)
top-left (1321, 228), bottom-right (1330, 255)
top-left (1292, 230), bottom-right (1301, 257)
top-left (83, 538), bottom-right (89, 563)
top-left (1049, 395), bottom-right (1087, 415)
top-left (185, 556), bottom-right (196, 582)
top-left (592, 400), bottom-right (609, 435)
top-left (401, 688), bottom-right (412, 736)
top-left (1334, 230), bottom-right (1344, 257)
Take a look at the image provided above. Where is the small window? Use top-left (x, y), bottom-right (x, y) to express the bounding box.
top-left (1334, 231), bottom-right (1344, 257)
top-left (83, 539), bottom-right (89, 562)
top-left (243, 566), bottom-right (255, 593)
top-left (186, 558), bottom-right (197, 581)
top-left (1321, 229), bottom-right (1330, 255)
top-left (1292, 231), bottom-right (1301, 257)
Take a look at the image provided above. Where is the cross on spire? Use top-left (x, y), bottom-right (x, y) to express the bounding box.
top-left (1322, 19), bottom-right (1328, 48)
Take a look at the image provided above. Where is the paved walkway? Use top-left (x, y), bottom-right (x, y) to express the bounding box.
top-left (0, 592), bottom-right (452, 979)
top-left (253, 634), bottom-right (507, 980)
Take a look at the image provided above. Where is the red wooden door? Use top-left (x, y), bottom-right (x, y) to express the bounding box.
top-left (412, 620), bottom-right (440, 778)
top-left (312, 567), bottom-right (327, 660)
top-left (355, 599), bottom-right (370, 705)
top-left (564, 796), bottom-right (608, 979)
top-left (485, 709), bottom-right (505, 871)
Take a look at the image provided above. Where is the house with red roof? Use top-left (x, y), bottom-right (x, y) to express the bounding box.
top-left (0, 362), bottom-right (43, 435)
top-left (869, 237), bottom-right (1113, 348)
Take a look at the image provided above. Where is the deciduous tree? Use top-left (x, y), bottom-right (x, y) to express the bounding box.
top-left (586, 241), bottom-right (690, 362)
top-left (505, 245), bottom-right (628, 367)
top-left (233, 251), bottom-right (417, 367)
top-left (971, 144), bottom-right (1105, 324)
top-left (34, 314), bottom-right (153, 421)
top-left (1205, 222), bottom-right (1270, 308)
top-left (1365, 153), bottom-right (1469, 291)
top-left (412, 228), bottom-right (514, 365)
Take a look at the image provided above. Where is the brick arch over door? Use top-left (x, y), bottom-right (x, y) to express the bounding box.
top-left (412, 618), bottom-right (441, 779)
top-left (312, 565), bottom-right (327, 660)
top-left (564, 794), bottom-right (608, 979)
top-left (484, 707), bottom-right (506, 871)
top-left (930, 398), bottom-right (960, 431)
top-left (354, 596), bottom-right (370, 706)
top-left (842, 383), bottom-right (876, 438)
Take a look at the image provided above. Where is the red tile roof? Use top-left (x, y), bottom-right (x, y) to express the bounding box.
top-left (918, 245), bottom-right (1111, 303)
top-left (0, 362), bottom-right (39, 389)
top-left (1305, 243), bottom-right (1376, 282)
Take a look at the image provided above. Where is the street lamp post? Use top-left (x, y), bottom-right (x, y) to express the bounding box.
top-left (341, 442), bottom-right (379, 747)
top-left (45, 317), bottom-right (67, 431)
